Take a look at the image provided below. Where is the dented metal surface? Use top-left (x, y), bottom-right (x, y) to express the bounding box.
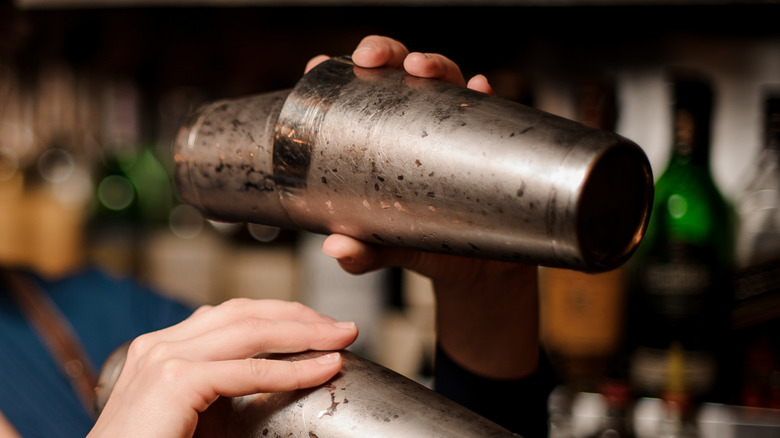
top-left (232, 351), bottom-right (520, 438)
top-left (174, 57), bottom-right (653, 272)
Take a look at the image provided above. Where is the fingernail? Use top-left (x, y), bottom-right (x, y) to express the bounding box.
top-left (322, 243), bottom-right (344, 258)
top-left (354, 40), bottom-right (376, 52)
top-left (332, 321), bottom-right (356, 330)
top-left (322, 247), bottom-right (354, 264)
top-left (316, 352), bottom-right (341, 364)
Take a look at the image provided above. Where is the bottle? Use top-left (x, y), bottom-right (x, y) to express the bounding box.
top-left (658, 343), bottom-right (699, 438)
top-left (541, 75), bottom-right (629, 393)
top-left (732, 91), bottom-right (780, 408)
top-left (87, 79), bottom-right (175, 276)
top-left (735, 93), bottom-right (780, 270)
top-left (625, 71), bottom-right (734, 403)
top-left (583, 379), bottom-right (634, 438)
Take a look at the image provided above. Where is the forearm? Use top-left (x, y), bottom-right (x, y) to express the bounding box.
top-left (434, 263), bottom-right (540, 380)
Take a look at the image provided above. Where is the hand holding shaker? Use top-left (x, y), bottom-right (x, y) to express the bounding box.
top-left (174, 56), bottom-right (653, 272)
top-left (94, 348), bottom-right (521, 437)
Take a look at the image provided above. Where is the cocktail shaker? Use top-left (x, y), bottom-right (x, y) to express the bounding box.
top-left (174, 56), bottom-right (652, 272)
top-left (225, 350), bottom-right (519, 437)
top-left (94, 348), bottom-right (520, 437)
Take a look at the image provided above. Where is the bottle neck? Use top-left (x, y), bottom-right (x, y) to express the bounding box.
top-left (671, 106), bottom-right (711, 167)
top-left (667, 74), bottom-right (714, 168)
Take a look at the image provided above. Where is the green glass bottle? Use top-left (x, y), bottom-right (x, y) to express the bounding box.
top-left (626, 71), bottom-right (734, 403)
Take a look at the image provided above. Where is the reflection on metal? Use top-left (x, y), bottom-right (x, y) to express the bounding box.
top-left (174, 57), bottom-right (653, 272)
top-left (231, 351), bottom-right (520, 437)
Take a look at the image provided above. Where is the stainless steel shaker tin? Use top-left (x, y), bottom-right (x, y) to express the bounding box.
top-left (234, 350), bottom-right (519, 437)
top-left (94, 346), bottom-right (519, 437)
top-left (174, 57), bottom-right (653, 272)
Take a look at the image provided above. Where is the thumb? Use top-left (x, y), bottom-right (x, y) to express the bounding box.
top-left (321, 234), bottom-right (422, 275)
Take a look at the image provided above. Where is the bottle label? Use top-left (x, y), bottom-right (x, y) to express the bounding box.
top-left (540, 267), bottom-right (625, 356)
top-left (733, 258), bottom-right (780, 328)
top-left (638, 241), bottom-right (727, 323)
top-left (642, 261), bottom-right (711, 319)
top-left (630, 240), bottom-right (731, 360)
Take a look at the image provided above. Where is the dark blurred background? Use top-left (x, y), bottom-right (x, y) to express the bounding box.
top-left (1, 1), bottom-right (779, 436)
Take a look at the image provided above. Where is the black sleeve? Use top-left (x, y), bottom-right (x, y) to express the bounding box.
top-left (433, 344), bottom-right (558, 438)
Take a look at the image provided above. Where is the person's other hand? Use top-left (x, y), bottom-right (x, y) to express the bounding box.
top-left (88, 299), bottom-right (358, 438)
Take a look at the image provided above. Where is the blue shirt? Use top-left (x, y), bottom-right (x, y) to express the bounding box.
top-left (0, 267), bottom-right (194, 437)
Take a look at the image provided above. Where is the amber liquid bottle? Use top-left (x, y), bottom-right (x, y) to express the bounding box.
top-left (625, 71), bottom-right (734, 404)
top-left (540, 76), bottom-right (627, 394)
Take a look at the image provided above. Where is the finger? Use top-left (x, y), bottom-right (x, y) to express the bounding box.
top-left (305, 54), bottom-right (330, 73)
top-left (157, 318), bottom-right (358, 362)
top-left (403, 52), bottom-right (467, 87)
top-left (193, 352), bottom-right (344, 400)
top-left (136, 299), bottom-right (338, 346)
top-left (322, 234), bottom-right (435, 276)
top-left (322, 234), bottom-right (517, 284)
top-left (351, 35), bottom-right (409, 69)
top-left (189, 299), bottom-right (338, 327)
top-left (321, 234), bottom-right (382, 274)
top-left (190, 304), bottom-right (213, 317)
top-left (109, 353), bottom-right (344, 421)
top-left (467, 74), bottom-right (496, 95)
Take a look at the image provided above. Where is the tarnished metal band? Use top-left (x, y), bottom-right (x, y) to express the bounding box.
top-left (273, 57), bottom-right (355, 192)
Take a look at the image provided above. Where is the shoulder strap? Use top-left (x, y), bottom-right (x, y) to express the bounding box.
top-left (0, 268), bottom-right (98, 418)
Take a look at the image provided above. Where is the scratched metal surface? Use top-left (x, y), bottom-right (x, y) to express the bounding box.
top-left (174, 57), bottom-right (652, 272)
top-left (233, 351), bottom-right (521, 438)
